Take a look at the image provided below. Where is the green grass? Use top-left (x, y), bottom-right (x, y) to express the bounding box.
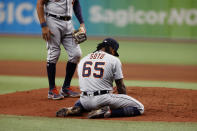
top-left (0, 115), bottom-right (197, 131)
top-left (0, 37), bottom-right (46, 61)
top-left (0, 75), bottom-right (196, 94)
top-left (0, 37), bottom-right (197, 65)
top-left (0, 76), bottom-right (48, 94)
top-left (124, 80), bottom-right (197, 90)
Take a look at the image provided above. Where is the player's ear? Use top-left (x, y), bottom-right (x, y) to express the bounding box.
top-left (109, 47), bottom-right (115, 56)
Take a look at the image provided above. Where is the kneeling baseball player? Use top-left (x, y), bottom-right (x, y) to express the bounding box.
top-left (56, 38), bottom-right (144, 118)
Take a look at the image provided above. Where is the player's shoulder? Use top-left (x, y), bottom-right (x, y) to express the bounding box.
top-left (79, 51), bottom-right (121, 64)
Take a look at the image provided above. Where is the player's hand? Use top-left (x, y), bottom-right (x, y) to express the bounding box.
top-left (79, 23), bottom-right (86, 33)
top-left (113, 87), bottom-right (118, 94)
top-left (72, 23), bottom-right (87, 44)
top-left (42, 26), bottom-right (53, 41)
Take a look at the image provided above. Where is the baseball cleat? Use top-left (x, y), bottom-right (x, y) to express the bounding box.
top-left (56, 106), bottom-right (82, 117)
top-left (48, 87), bottom-right (64, 100)
top-left (56, 108), bottom-right (69, 117)
top-left (88, 106), bottom-right (111, 119)
top-left (60, 87), bottom-right (80, 98)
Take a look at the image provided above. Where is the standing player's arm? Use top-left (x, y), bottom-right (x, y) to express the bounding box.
top-left (36, 0), bottom-right (52, 41)
top-left (73, 0), bottom-right (86, 32)
top-left (115, 79), bottom-right (126, 94)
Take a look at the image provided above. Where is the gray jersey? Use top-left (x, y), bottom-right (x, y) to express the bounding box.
top-left (78, 51), bottom-right (123, 92)
top-left (45, 0), bottom-right (73, 16)
top-left (78, 51), bottom-right (144, 113)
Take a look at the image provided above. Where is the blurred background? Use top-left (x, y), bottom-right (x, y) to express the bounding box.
top-left (0, 0), bottom-right (196, 88)
top-left (0, 0), bottom-right (197, 40)
top-left (0, 0), bottom-right (197, 64)
top-left (0, 0), bottom-right (197, 77)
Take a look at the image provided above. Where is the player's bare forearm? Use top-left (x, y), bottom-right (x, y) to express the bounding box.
top-left (115, 79), bottom-right (126, 94)
top-left (36, 0), bottom-right (46, 24)
top-left (117, 84), bottom-right (126, 94)
top-left (36, 0), bottom-right (52, 41)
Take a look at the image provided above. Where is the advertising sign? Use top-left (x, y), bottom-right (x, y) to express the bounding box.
top-left (0, 0), bottom-right (196, 39)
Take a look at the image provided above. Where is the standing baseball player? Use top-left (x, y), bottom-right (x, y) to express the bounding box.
top-left (36, 0), bottom-right (86, 100)
top-left (56, 38), bottom-right (144, 118)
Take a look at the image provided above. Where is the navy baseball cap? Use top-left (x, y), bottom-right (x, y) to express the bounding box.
top-left (102, 38), bottom-right (119, 57)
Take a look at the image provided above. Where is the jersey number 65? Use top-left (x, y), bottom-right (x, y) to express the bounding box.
top-left (82, 61), bottom-right (105, 78)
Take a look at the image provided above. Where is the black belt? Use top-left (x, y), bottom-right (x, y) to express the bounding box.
top-left (46, 13), bottom-right (71, 21)
top-left (82, 90), bottom-right (111, 96)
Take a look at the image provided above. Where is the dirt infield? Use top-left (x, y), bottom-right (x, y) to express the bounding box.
top-left (0, 61), bottom-right (197, 122)
top-left (1, 61), bottom-right (197, 82)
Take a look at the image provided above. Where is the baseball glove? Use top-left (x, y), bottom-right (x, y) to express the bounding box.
top-left (73, 27), bottom-right (87, 44)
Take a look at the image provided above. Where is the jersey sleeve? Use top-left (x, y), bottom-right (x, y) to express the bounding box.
top-left (73, 0), bottom-right (84, 24)
top-left (113, 58), bottom-right (124, 80)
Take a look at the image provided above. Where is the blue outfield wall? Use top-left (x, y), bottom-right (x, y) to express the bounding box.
top-left (0, 0), bottom-right (197, 39)
top-left (0, 0), bottom-right (80, 35)
top-left (0, 0), bottom-right (40, 34)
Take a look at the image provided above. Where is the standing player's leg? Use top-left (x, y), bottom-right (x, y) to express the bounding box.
top-left (46, 17), bottom-right (64, 100)
top-left (62, 61), bottom-right (77, 90)
top-left (60, 34), bottom-right (82, 97)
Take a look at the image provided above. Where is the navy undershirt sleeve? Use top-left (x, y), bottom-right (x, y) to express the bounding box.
top-left (73, 0), bottom-right (84, 24)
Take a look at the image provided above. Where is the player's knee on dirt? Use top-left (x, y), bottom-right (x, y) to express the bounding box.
top-left (139, 105), bottom-right (145, 115)
top-left (123, 106), bottom-right (142, 116)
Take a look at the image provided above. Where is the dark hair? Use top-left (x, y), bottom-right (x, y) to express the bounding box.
top-left (94, 38), bottom-right (119, 57)
top-left (94, 42), bottom-right (112, 55)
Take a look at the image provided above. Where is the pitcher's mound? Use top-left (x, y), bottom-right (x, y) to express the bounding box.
top-left (0, 86), bottom-right (196, 122)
